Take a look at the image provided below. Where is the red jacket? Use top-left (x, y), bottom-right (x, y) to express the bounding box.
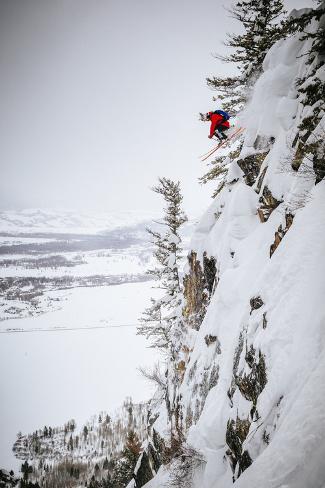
top-left (209, 113), bottom-right (230, 137)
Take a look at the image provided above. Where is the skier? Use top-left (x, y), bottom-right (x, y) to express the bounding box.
top-left (206, 110), bottom-right (230, 140)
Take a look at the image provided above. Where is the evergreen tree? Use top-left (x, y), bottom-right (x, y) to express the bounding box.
top-left (200, 1), bottom-right (287, 195)
top-left (285, 3), bottom-right (325, 183)
top-left (21, 461), bottom-right (30, 482)
top-left (94, 463), bottom-right (100, 479)
top-left (103, 457), bottom-right (109, 470)
top-left (137, 177), bottom-right (187, 351)
top-left (111, 430), bottom-right (141, 487)
top-left (199, 147), bottom-right (242, 198)
top-left (284, 3), bottom-right (325, 58)
top-left (205, 0), bottom-right (286, 113)
top-left (68, 434), bottom-right (74, 451)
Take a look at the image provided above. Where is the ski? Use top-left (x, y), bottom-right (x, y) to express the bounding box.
top-left (200, 127), bottom-right (245, 162)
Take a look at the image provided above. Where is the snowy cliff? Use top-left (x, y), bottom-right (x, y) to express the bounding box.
top-left (139, 6), bottom-right (325, 488)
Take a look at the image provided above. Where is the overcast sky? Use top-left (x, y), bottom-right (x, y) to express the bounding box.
top-left (0, 0), bottom-right (313, 218)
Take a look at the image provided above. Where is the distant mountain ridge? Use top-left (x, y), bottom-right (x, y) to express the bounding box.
top-left (0, 209), bottom-right (159, 236)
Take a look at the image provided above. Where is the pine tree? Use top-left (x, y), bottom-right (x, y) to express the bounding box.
top-left (103, 457), bottom-right (109, 470)
top-left (68, 434), bottom-right (73, 451)
top-left (285, 3), bottom-right (325, 183)
top-left (206, 0), bottom-right (286, 113)
top-left (21, 461), bottom-right (30, 482)
top-left (199, 147), bottom-right (242, 197)
top-left (137, 177), bottom-right (187, 352)
top-left (200, 0), bottom-right (286, 194)
top-left (284, 2), bottom-right (325, 58)
top-left (111, 430), bottom-right (141, 487)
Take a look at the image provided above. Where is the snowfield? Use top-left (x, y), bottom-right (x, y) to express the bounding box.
top-left (0, 210), bottom-right (167, 473)
top-left (0, 281), bottom-right (160, 472)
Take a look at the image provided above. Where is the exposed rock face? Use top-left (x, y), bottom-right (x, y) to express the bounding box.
top-left (226, 417), bottom-right (252, 479)
top-left (183, 251), bottom-right (217, 330)
top-left (203, 252), bottom-right (217, 295)
top-left (237, 151), bottom-right (269, 186)
top-left (250, 296), bottom-right (264, 313)
top-left (262, 312), bottom-right (268, 329)
top-left (237, 348), bottom-right (267, 409)
top-left (314, 156), bottom-right (325, 184)
top-left (292, 140), bottom-right (305, 171)
top-left (228, 332), bottom-right (245, 403)
top-left (204, 334), bottom-right (221, 352)
top-left (134, 443), bottom-right (161, 488)
top-left (226, 323), bottom-right (268, 481)
top-left (270, 213), bottom-right (294, 257)
top-left (257, 186), bottom-right (282, 222)
top-left (255, 166), bottom-right (268, 194)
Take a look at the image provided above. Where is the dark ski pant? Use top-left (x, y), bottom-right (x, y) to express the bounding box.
top-left (215, 125), bottom-right (229, 140)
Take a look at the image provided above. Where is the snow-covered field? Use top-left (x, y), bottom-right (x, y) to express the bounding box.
top-left (0, 280), bottom-right (160, 472)
top-left (0, 210), bottom-right (158, 322)
top-left (0, 210), bottom-right (166, 473)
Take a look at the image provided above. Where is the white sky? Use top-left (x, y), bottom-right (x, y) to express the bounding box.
top-left (0, 0), bottom-right (313, 217)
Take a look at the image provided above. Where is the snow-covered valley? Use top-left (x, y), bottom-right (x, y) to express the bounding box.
top-left (0, 281), bottom-right (159, 472)
top-left (0, 210), bottom-right (160, 323)
top-left (0, 210), bottom-right (170, 475)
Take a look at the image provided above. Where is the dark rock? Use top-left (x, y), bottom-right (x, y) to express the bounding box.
top-left (237, 151), bottom-right (268, 186)
top-left (292, 141), bottom-right (305, 171)
top-left (237, 350), bottom-right (267, 406)
top-left (209, 364), bottom-right (220, 389)
top-left (245, 345), bottom-right (256, 368)
top-left (262, 312), bottom-right (267, 329)
top-left (314, 156), bottom-right (325, 184)
top-left (183, 251), bottom-right (207, 330)
top-left (240, 450), bottom-right (253, 474)
top-left (228, 332), bottom-right (245, 403)
top-left (270, 213), bottom-right (294, 257)
top-left (258, 186), bottom-right (282, 222)
top-left (204, 335), bottom-right (221, 353)
top-left (255, 166), bottom-right (268, 194)
top-left (250, 296), bottom-right (264, 313)
top-left (203, 252), bottom-right (217, 295)
top-left (183, 251), bottom-right (217, 330)
top-left (226, 417), bottom-right (252, 478)
top-left (134, 445), bottom-right (160, 488)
